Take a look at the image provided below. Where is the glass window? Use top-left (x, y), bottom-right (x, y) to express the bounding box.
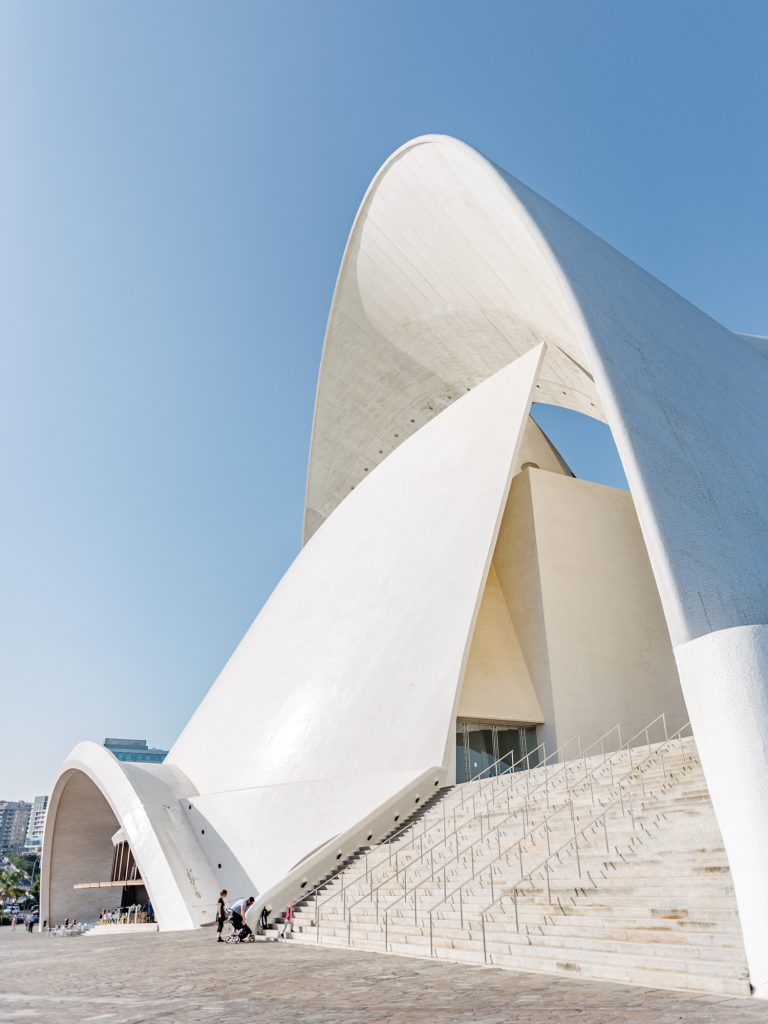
top-left (456, 722), bottom-right (540, 782)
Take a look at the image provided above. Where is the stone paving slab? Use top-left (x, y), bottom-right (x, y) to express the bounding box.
top-left (0, 927), bottom-right (765, 1024)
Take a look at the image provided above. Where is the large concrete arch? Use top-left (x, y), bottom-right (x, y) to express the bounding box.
top-left (43, 135), bottom-right (768, 993)
top-left (305, 134), bottom-right (768, 992)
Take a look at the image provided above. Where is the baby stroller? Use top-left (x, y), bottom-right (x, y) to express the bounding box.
top-left (225, 908), bottom-right (255, 943)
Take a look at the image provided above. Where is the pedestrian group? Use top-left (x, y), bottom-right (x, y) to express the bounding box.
top-left (215, 888), bottom-right (295, 944)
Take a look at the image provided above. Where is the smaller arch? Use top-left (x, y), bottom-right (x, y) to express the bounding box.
top-left (41, 742), bottom-right (219, 932)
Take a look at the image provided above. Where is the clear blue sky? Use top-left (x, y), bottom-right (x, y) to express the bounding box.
top-left (1, 2), bottom-right (765, 797)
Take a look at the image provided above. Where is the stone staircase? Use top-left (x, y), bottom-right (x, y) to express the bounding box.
top-left (291, 730), bottom-right (751, 997)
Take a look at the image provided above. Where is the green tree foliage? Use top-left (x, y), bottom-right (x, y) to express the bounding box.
top-left (0, 868), bottom-right (25, 925)
top-left (7, 853), bottom-right (36, 878)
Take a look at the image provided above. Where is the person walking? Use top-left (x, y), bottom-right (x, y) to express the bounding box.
top-left (10, 912), bottom-right (18, 931)
top-left (24, 913), bottom-right (33, 933)
top-left (279, 904), bottom-right (294, 941)
top-left (215, 889), bottom-right (228, 942)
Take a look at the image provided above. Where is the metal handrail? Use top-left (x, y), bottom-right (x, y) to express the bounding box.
top-left (314, 712), bottom-right (679, 942)
top-left (370, 718), bottom-right (681, 950)
top-left (430, 721), bottom-right (690, 928)
top-left (445, 724), bottom-right (694, 961)
top-left (374, 714), bottom-right (670, 925)
top-left (303, 735), bottom-right (566, 917)
top-left (337, 730), bottom-right (591, 922)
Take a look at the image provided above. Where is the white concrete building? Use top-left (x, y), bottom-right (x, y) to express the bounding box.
top-left (0, 801), bottom-right (31, 855)
top-left (24, 795), bottom-right (48, 852)
top-left (41, 136), bottom-right (768, 995)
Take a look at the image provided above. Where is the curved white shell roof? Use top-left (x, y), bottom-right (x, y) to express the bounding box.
top-left (306, 134), bottom-right (768, 647)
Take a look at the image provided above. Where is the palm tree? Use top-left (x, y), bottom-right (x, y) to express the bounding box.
top-left (0, 868), bottom-right (25, 926)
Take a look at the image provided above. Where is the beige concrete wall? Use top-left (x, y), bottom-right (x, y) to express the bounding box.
top-left (458, 564), bottom-right (543, 724)
top-left (492, 471), bottom-right (556, 743)
top-left (528, 470), bottom-right (686, 751)
top-left (473, 468), bottom-right (686, 756)
top-left (514, 417), bottom-right (573, 477)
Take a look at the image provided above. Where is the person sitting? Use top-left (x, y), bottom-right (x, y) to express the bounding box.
top-left (229, 896), bottom-right (255, 941)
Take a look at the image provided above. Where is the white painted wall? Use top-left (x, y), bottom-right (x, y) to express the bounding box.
top-left (676, 626), bottom-right (768, 996)
top-left (164, 347), bottom-right (544, 897)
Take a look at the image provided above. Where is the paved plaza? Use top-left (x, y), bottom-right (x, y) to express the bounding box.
top-left (0, 928), bottom-right (766, 1024)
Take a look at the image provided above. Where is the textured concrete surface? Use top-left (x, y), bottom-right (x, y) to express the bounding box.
top-left (0, 927), bottom-right (765, 1024)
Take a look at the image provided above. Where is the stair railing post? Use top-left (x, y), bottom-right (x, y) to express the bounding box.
top-left (602, 813), bottom-right (609, 855)
top-left (545, 861), bottom-right (551, 903)
top-left (471, 844), bottom-right (475, 878)
top-left (459, 886), bottom-right (463, 928)
top-left (570, 800), bottom-right (581, 877)
top-left (384, 910), bottom-right (388, 951)
top-left (489, 864), bottom-right (494, 902)
top-left (481, 913), bottom-right (487, 963)
top-left (514, 890), bottom-right (519, 932)
top-left (347, 912), bottom-right (351, 947)
top-left (662, 713), bottom-right (668, 741)
top-left (315, 896), bottom-right (320, 943)
top-left (627, 787), bottom-right (635, 831)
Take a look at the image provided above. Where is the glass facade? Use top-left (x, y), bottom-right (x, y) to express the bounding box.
top-left (456, 721), bottom-right (539, 783)
top-left (103, 738), bottom-right (169, 763)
